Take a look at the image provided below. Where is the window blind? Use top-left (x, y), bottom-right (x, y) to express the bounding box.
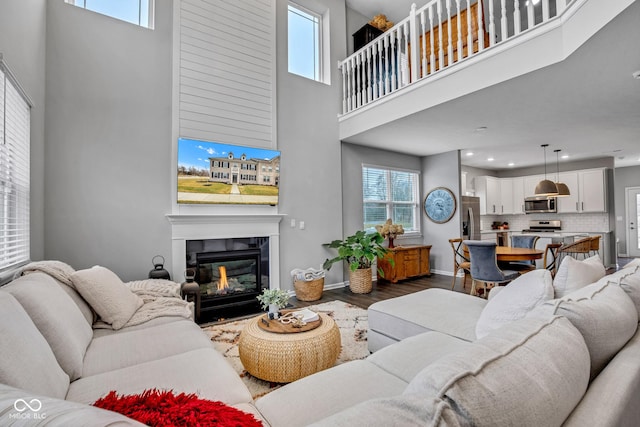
top-left (362, 165), bottom-right (420, 233)
top-left (0, 56), bottom-right (32, 273)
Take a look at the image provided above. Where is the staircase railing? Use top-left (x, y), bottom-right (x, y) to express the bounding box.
top-left (339, 0), bottom-right (575, 115)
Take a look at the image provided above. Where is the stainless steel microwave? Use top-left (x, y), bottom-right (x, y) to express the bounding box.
top-left (524, 196), bottom-right (557, 214)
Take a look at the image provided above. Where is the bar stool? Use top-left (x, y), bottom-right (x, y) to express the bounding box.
top-left (589, 235), bottom-right (601, 257)
top-left (543, 243), bottom-right (563, 278)
top-left (558, 237), bottom-right (592, 266)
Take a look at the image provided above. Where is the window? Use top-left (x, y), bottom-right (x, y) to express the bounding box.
top-left (65, 0), bottom-right (154, 29)
top-left (362, 166), bottom-right (420, 234)
top-left (0, 57), bottom-right (32, 274)
top-left (288, 3), bottom-right (322, 81)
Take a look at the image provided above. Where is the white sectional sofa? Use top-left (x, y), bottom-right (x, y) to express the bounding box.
top-left (2, 257), bottom-right (640, 426)
top-left (256, 257), bottom-right (640, 426)
top-left (0, 265), bottom-right (264, 426)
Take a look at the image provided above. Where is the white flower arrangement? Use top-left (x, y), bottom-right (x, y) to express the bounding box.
top-left (256, 288), bottom-right (290, 310)
top-left (375, 219), bottom-right (405, 240)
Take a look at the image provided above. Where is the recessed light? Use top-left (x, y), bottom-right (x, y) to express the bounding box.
top-left (508, 162), bottom-right (515, 167)
top-left (474, 126), bottom-right (488, 133)
top-left (466, 152), bottom-right (474, 156)
top-left (633, 70), bottom-right (640, 79)
top-left (487, 157), bottom-right (494, 162)
top-left (561, 154), bottom-right (569, 159)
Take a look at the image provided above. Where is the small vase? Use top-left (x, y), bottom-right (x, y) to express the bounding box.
top-left (268, 303), bottom-right (280, 320)
top-left (388, 237), bottom-right (395, 248)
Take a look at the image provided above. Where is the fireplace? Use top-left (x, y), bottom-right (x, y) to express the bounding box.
top-left (186, 237), bottom-right (269, 323)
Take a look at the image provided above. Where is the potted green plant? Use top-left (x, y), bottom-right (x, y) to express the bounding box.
top-left (256, 288), bottom-right (290, 319)
top-left (323, 230), bottom-right (391, 294)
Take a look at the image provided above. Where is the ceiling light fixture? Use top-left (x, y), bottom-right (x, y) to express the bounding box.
top-left (633, 70), bottom-right (640, 79)
top-left (534, 144), bottom-right (559, 197)
top-left (487, 157), bottom-right (494, 161)
top-left (553, 149), bottom-right (570, 197)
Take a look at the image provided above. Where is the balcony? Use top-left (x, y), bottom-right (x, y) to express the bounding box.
top-left (338, 0), bottom-right (635, 142)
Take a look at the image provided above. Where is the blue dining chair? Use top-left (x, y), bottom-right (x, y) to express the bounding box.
top-left (509, 235), bottom-right (540, 272)
top-left (464, 240), bottom-right (520, 297)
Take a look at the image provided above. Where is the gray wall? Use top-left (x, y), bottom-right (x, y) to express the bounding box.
top-left (0, 0), bottom-right (47, 263)
top-left (44, 1), bottom-right (173, 280)
top-left (345, 7), bottom-right (369, 55)
top-left (614, 165), bottom-right (640, 255)
top-left (422, 150), bottom-right (462, 275)
top-left (275, 0), bottom-right (347, 289)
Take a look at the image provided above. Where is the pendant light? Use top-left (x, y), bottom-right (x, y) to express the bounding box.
top-left (553, 149), bottom-right (571, 197)
top-left (534, 144), bottom-right (559, 197)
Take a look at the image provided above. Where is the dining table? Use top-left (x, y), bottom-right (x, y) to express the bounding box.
top-left (495, 246), bottom-right (543, 262)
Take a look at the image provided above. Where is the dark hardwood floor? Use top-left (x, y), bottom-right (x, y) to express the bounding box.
top-left (289, 273), bottom-right (468, 310)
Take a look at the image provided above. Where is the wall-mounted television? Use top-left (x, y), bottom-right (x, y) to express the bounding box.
top-left (177, 138), bottom-right (280, 205)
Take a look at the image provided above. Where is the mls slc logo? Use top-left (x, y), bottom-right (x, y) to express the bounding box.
top-left (10, 398), bottom-right (46, 420)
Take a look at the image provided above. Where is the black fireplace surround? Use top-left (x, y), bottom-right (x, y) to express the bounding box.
top-left (186, 237), bottom-right (269, 323)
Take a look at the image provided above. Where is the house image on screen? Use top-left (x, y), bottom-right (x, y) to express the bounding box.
top-left (209, 152), bottom-right (280, 187)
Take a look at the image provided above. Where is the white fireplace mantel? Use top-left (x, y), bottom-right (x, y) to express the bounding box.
top-left (166, 214), bottom-right (285, 287)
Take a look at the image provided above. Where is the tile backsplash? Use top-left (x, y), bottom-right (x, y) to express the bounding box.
top-left (481, 213), bottom-right (610, 233)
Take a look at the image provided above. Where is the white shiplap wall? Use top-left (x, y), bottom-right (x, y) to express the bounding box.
top-left (179, 0), bottom-right (275, 148)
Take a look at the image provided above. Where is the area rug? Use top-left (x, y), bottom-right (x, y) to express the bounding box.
top-left (201, 300), bottom-right (369, 399)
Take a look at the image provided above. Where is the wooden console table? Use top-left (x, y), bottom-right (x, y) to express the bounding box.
top-left (377, 245), bottom-right (432, 283)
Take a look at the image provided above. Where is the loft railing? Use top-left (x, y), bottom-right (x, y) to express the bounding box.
top-left (339, 0), bottom-right (575, 115)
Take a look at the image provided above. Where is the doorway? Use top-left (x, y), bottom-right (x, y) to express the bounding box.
top-left (626, 187), bottom-right (640, 257)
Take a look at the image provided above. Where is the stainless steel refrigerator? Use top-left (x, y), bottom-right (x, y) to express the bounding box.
top-left (461, 196), bottom-right (481, 240)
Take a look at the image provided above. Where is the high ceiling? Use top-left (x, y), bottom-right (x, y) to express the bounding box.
top-left (344, 0), bottom-right (640, 170)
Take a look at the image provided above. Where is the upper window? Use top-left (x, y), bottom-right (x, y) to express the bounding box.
top-left (288, 3), bottom-right (322, 82)
top-left (65, 0), bottom-right (155, 29)
top-left (0, 57), bottom-right (32, 275)
top-left (362, 166), bottom-right (420, 235)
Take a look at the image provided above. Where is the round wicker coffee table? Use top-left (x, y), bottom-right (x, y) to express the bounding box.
top-left (238, 313), bottom-right (341, 383)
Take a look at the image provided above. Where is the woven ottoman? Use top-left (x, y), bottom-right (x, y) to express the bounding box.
top-left (238, 313), bottom-right (341, 383)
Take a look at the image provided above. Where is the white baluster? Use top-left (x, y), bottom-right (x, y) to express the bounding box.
top-left (437, 0), bottom-right (444, 70)
top-left (513, 0), bottom-right (521, 35)
top-left (455, 0), bottom-right (462, 62)
top-left (373, 42), bottom-right (380, 99)
top-left (500, 0), bottom-right (507, 42)
top-left (409, 4), bottom-right (420, 83)
top-left (349, 58), bottom-right (355, 111)
top-left (466, 0), bottom-right (472, 58)
top-left (390, 30), bottom-right (397, 91)
top-left (488, 0), bottom-right (496, 46)
top-left (355, 54), bottom-right (361, 108)
top-left (403, 22), bottom-right (410, 86)
top-left (420, 10), bottom-right (427, 78)
top-left (366, 48), bottom-right (372, 103)
top-left (446, 0), bottom-right (453, 66)
top-left (542, 0), bottom-right (550, 21)
top-left (429, 5), bottom-right (436, 73)
top-left (384, 36), bottom-right (390, 94)
top-left (340, 63), bottom-right (346, 114)
top-left (377, 41), bottom-right (383, 97)
top-left (477, 0), bottom-right (486, 50)
top-left (527, 0), bottom-right (534, 29)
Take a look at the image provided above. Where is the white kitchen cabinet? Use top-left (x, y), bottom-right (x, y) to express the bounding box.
top-left (511, 177), bottom-right (525, 214)
top-left (556, 172), bottom-right (580, 213)
top-left (579, 169), bottom-right (606, 212)
top-left (476, 176), bottom-right (500, 215)
top-left (557, 169), bottom-right (606, 213)
top-left (499, 178), bottom-right (514, 214)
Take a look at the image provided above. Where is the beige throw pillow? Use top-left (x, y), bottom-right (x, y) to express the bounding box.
top-left (475, 269), bottom-right (554, 339)
top-left (405, 316), bottom-right (590, 426)
top-left (71, 266), bottom-right (143, 330)
top-left (553, 254), bottom-right (606, 298)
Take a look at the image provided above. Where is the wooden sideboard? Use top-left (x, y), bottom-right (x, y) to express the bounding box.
top-left (377, 245), bottom-right (432, 283)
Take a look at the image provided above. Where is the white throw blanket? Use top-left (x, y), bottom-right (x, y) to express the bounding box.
top-left (20, 261), bottom-right (193, 328)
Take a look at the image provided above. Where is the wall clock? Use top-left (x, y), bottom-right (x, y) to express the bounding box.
top-left (424, 187), bottom-right (456, 224)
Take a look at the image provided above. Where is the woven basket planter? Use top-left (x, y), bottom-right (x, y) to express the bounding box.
top-left (349, 268), bottom-right (372, 294)
top-left (294, 277), bottom-right (324, 301)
